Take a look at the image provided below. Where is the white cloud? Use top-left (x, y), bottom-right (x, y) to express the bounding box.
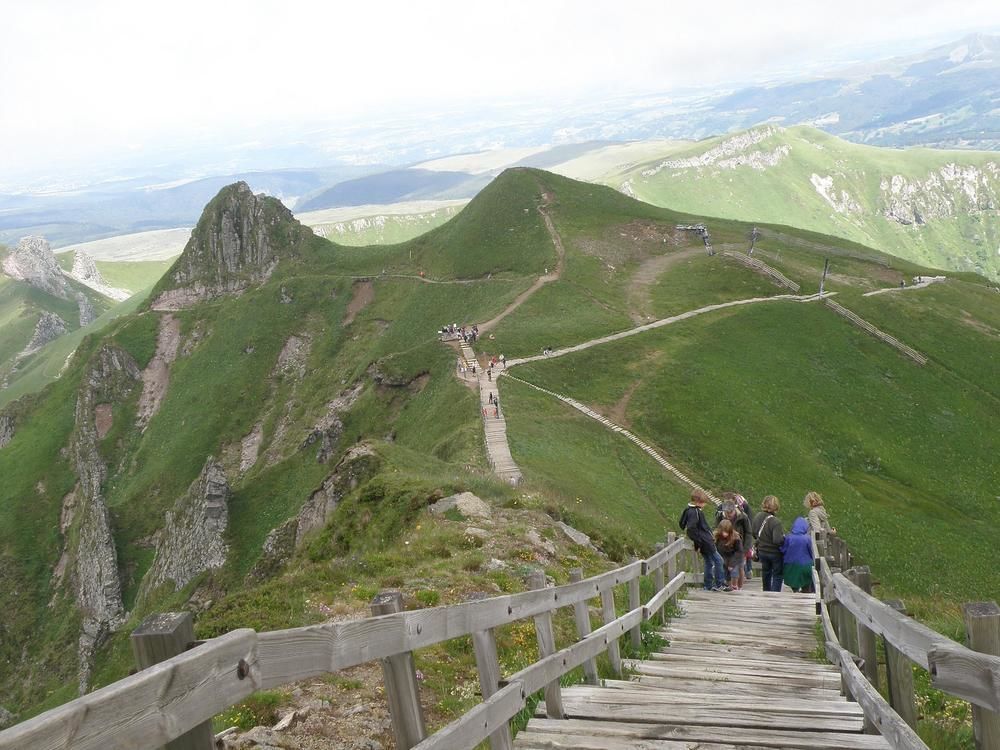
top-left (1, 0), bottom-right (998, 178)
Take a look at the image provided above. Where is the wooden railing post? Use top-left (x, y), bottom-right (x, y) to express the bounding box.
top-left (850, 567), bottom-right (879, 734)
top-left (666, 532), bottom-right (679, 612)
top-left (568, 568), bottom-right (600, 684)
top-left (600, 584), bottom-right (623, 677)
top-left (627, 557), bottom-right (641, 650)
top-left (964, 602), bottom-right (1000, 749)
top-left (652, 543), bottom-right (666, 625)
top-left (884, 599), bottom-right (917, 729)
top-left (371, 592), bottom-right (427, 749)
top-left (131, 612), bottom-right (214, 750)
top-left (472, 628), bottom-right (513, 750)
top-left (528, 570), bottom-right (565, 719)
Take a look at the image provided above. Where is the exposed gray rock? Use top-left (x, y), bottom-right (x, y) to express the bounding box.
top-left (429, 492), bottom-right (491, 521)
top-left (272, 710), bottom-right (298, 732)
top-left (141, 458), bottom-right (230, 595)
top-left (76, 292), bottom-right (96, 327)
top-left (240, 421), bottom-right (264, 473)
top-left (556, 521), bottom-right (597, 551)
top-left (21, 312), bottom-right (68, 358)
top-left (300, 381), bottom-right (363, 463)
top-left (227, 725), bottom-right (295, 749)
top-left (0, 705), bottom-right (14, 729)
top-left (67, 251), bottom-right (131, 301)
top-left (1, 235), bottom-right (70, 298)
top-left (0, 413), bottom-right (14, 449)
top-left (526, 528), bottom-right (556, 555)
top-left (68, 344), bottom-right (140, 692)
top-left (247, 444), bottom-right (379, 582)
top-left (152, 182), bottom-right (313, 310)
top-left (464, 526), bottom-right (490, 541)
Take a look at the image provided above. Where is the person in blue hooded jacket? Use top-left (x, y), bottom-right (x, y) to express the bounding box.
top-left (781, 517), bottom-right (814, 593)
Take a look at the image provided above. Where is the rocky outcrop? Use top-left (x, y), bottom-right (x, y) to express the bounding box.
top-left (247, 444), bottom-right (379, 582)
top-left (135, 314), bottom-right (181, 430)
top-left (880, 162), bottom-right (1000, 225)
top-left (301, 382), bottom-right (364, 463)
top-left (21, 312), bottom-right (68, 358)
top-left (0, 413), bottom-right (13, 449)
top-left (67, 344), bottom-right (141, 692)
top-left (0, 705), bottom-right (13, 729)
top-left (811, 174), bottom-right (862, 215)
top-left (77, 292), bottom-right (96, 326)
top-left (642, 126), bottom-right (787, 175)
top-left (67, 251), bottom-right (132, 301)
top-left (141, 459), bottom-right (230, 595)
top-left (1, 235), bottom-right (70, 299)
top-left (151, 182), bottom-right (314, 310)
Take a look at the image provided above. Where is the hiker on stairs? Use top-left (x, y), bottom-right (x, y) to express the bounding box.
top-left (752, 496), bottom-right (786, 592)
top-left (716, 499), bottom-right (752, 590)
top-left (680, 489), bottom-right (726, 591)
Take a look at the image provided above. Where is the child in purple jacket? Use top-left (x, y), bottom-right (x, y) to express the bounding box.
top-left (780, 517), bottom-right (814, 593)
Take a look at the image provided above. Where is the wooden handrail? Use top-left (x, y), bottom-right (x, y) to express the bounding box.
top-left (0, 539), bottom-right (694, 750)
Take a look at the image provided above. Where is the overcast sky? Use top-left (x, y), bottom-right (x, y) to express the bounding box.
top-left (2, 0), bottom-right (999, 180)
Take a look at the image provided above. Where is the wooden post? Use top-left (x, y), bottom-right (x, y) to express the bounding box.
top-left (884, 600), bottom-right (917, 730)
top-left (627, 557), bottom-right (641, 650)
top-left (600, 586), bottom-right (622, 677)
top-left (131, 612), bottom-right (214, 750)
top-left (964, 601), bottom-right (1000, 749)
top-left (666, 533), bottom-right (678, 614)
top-left (371, 592), bottom-right (427, 749)
top-left (472, 628), bottom-right (513, 750)
top-left (528, 570), bottom-right (564, 719)
top-left (850, 567), bottom-right (879, 734)
top-left (569, 568), bottom-right (599, 684)
top-left (653, 543), bottom-right (666, 625)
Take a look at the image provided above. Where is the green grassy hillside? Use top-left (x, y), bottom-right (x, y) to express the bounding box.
top-left (0, 169), bottom-right (995, 749)
top-left (614, 125), bottom-right (1000, 281)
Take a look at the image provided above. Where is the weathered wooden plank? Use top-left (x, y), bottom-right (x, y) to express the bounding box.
top-left (963, 601), bottom-right (1000, 748)
top-left (256, 560), bottom-right (643, 687)
top-left (883, 600), bottom-right (918, 730)
top-left (527, 571), bottom-right (564, 720)
top-left (628, 557), bottom-right (642, 649)
top-left (552, 694), bottom-right (863, 731)
top-left (0, 630), bottom-right (259, 750)
top-left (568, 568), bottom-right (599, 685)
top-left (509, 609), bottom-right (643, 696)
top-left (642, 536), bottom-right (687, 574)
top-left (643, 572), bottom-right (685, 622)
top-left (633, 662), bottom-right (841, 689)
top-left (516, 720), bottom-right (891, 749)
top-left (561, 685), bottom-right (862, 715)
top-left (928, 640), bottom-right (1000, 713)
top-left (647, 653), bottom-right (840, 675)
top-left (411, 680), bottom-right (524, 750)
top-left (826, 641), bottom-right (930, 750)
top-left (601, 587), bottom-right (623, 676)
top-left (606, 677), bottom-right (844, 701)
top-left (831, 572), bottom-right (949, 671)
top-left (371, 592), bottom-right (426, 749)
top-left (472, 629), bottom-right (513, 750)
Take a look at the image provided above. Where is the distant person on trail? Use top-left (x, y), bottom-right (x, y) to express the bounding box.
top-left (716, 499), bottom-right (751, 589)
top-left (680, 489), bottom-right (726, 591)
top-left (804, 492), bottom-right (836, 537)
top-left (781, 517), bottom-right (814, 594)
top-left (714, 519), bottom-right (743, 591)
top-left (752, 496), bottom-right (785, 592)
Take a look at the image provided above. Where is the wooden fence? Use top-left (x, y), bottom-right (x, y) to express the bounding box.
top-left (823, 299), bottom-right (928, 365)
top-left (813, 532), bottom-right (1000, 749)
top-left (0, 536), bottom-right (693, 750)
top-left (721, 250), bottom-right (801, 292)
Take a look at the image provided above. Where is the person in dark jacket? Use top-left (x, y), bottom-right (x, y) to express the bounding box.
top-left (680, 489), bottom-right (726, 591)
top-left (714, 519), bottom-right (744, 590)
top-left (781, 517), bottom-right (814, 593)
top-left (717, 500), bottom-right (752, 590)
top-left (752, 495), bottom-right (786, 592)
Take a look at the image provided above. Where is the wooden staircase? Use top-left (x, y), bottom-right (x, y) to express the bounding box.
top-left (461, 341), bottom-right (522, 485)
top-left (515, 579), bottom-right (890, 749)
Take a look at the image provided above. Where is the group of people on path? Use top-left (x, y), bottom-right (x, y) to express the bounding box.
top-left (440, 323), bottom-right (479, 344)
top-left (679, 489), bottom-right (835, 593)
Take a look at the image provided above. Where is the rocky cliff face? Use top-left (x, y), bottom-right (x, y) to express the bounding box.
top-left (1, 236), bottom-right (71, 299)
top-left (152, 182), bottom-right (313, 310)
top-left (21, 312), bottom-right (68, 358)
top-left (140, 459), bottom-right (230, 596)
top-left (248, 444), bottom-right (379, 582)
top-left (66, 344), bottom-right (141, 692)
top-left (68, 251), bottom-right (131, 302)
top-left (0, 414), bottom-right (13, 450)
top-left (879, 162), bottom-right (1000, 225)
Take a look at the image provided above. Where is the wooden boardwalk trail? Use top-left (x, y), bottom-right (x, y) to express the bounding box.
top-left (515, 579), bottom-right (890, 750)
top-left (461, 340), bottom-right (522, 484)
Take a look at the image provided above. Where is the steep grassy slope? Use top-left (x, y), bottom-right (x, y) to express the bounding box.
top-left (1, 169), bottom-right (995, 749)
top-left (615, 125), bottom-right (1000, 281)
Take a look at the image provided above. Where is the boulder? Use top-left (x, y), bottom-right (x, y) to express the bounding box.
top-left (556, 521), bottom-right (597, 551)
top-left (429, 492), bottom-right (491, 521)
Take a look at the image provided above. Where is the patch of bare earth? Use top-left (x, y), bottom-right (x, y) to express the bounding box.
top-left (627, 246), bottom-right (704, 323)
top-left (606, 381), bottom-right (641, 427)
top-left (344, 280), bottom-right (374, 327)
top-left (960, 310), bottom-right (1000, 339)
top-left (94, 404), bottom-right (114, 439)
top-left (136, 313), bottom-right (181, 429)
